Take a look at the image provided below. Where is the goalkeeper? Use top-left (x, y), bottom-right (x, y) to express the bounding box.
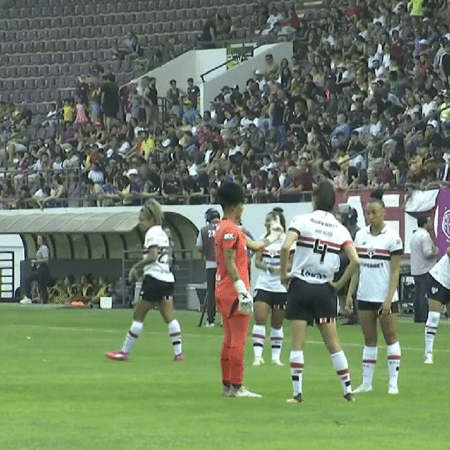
top-left (215, 182), bottom-right (283, 398)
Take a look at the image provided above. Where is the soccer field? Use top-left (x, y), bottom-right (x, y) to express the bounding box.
top-left (1, 305), bottom-right (448, 450)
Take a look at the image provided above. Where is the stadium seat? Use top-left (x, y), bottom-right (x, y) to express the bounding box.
top-left (163, 23), bottom-right (174, 33)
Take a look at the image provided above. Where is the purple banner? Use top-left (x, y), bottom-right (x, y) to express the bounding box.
top-left (435, 187), bottom-right (450, 257)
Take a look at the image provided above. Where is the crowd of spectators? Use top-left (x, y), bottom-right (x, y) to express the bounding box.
top-left (1, 0), bottom-right (450, 209)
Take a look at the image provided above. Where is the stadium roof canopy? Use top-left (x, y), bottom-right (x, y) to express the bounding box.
top-left (0, 207), bottom-right (201, 260)
top-left (0, 211), bottom-right (140, 234)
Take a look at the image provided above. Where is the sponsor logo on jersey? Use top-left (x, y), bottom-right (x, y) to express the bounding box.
top-left (224, 233), bottom-right (235, 240)
top-left (300, 269), bottom-right (326, 280)
top-left (361, 262), bottom-right (383, 268)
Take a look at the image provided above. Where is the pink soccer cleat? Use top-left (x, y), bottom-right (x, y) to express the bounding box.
top-left (105, 350), bottom-right (129, 361)
top-left (172, 353), bottom-right (184, 361)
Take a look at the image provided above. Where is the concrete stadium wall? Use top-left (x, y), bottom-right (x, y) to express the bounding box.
top-left (200, 41), bottom-right (293, 115)
top-left (133, 48), bottom-right (227, 109)
top-left (131, 42), bottom-right (293, 115)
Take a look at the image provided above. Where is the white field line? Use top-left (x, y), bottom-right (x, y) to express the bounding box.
top-left (4, 323), bottom-right (450, 354)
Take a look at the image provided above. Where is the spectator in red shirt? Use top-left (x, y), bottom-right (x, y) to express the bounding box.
top-left (390, 30), bottom-right (406, 67)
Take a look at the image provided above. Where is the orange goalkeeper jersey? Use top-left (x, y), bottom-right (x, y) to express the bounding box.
top-left (214, 219), bottom-right (249, 306)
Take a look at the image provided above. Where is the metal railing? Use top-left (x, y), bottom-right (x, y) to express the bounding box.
top-left (0, 251), bottom-right (15, 300)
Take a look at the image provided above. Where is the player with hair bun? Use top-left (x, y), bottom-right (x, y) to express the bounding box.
top-left (347, 189), bottom-right (403, 394)
top-left (252, 207), bottom-right (293, 366)
top-left (105, 199), bottom-right (183, 362)
top-left (281, 181), bottom-right (360, 403)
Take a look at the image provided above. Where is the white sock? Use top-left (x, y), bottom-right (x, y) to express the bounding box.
top-left (331, 351), bottom-right (352, 395)
top-left (168, 319), bottom-right (182, 355)
top-left (387, 341), bottom-right (401, 389)
top-left (252, 324), bottom-right (265, 359)
top-left (271, 327), bottom-right (283, 361)
top-left (362, 346), bottom-right (377, 387)
top-left (290, 350), bottom-right (304, 395)
top-left (425, 311), bottom-right (440, 355)
top-left (122, 321), bottom-right (144, 354)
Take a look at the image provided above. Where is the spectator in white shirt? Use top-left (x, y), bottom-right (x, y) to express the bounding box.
top-left (369, 111), bottom-right (384, 137)
top-left (421, 92), bottom-right (438, 118)
top-left (88, 162), bottom-right (105, 184)
top-left (410, 216), bottom-right (439, 323)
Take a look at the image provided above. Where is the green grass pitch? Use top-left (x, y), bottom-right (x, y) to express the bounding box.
top-left (1, 305), bottom-right (449, 450)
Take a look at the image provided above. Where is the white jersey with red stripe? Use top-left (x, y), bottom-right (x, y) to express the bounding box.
top-left (429, 254), bottom-right (450, 290)
top-left (288, 210), bottom-right (353, 285)
top-left (143, 225), bottom-right (175, 283)
top-left (355, 224), bottom-right (403, 302)
top-left (254, 235), bottom-right (294, 293)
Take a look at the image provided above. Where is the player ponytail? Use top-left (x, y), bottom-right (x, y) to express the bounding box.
top-left (271, 207), bottom-right (286, 231)
top-left (312, 180), bottom-right (336, 212)
top-left (141, 199), bottom-right (164, 225)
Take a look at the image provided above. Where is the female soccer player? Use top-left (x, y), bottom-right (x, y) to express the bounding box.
top-left (347, 191), bottom-right (403, 394)
top-left (252, 207), bottom-right (292, 366)
top-left (215, 182), bottom-right (283, 398)
top-left (423, 247), bottom-right (450, 364)
top-left (105, 199), bottom-right (183, 361)
top-left (280, 181), bottom-right (360, 403)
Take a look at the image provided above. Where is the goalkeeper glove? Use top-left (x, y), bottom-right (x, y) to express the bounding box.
top-left (233, 279), bottom-right (253, 314)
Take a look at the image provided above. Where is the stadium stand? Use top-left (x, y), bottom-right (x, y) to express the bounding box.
top-left (0, 0), bottom-right (450, 213)
top-left (0, 0), bottom-right (294, 115)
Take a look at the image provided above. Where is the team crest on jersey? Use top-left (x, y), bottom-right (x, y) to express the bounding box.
top-left (367, 247), bottom-right (375, 258)
top-left (224, 233), bottom-right (235, 240)
top-left (431, 286), bottom-right (438, 294)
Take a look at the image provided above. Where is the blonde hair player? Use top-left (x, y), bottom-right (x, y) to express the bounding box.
top-left (105, 199), bottom-right (183, 361)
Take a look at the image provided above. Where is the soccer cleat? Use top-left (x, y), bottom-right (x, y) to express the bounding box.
top-left (343, 393), bottom-right (355, 402)
top-left (272, 359), bottom-right (284, 366)
top-left (252, 357), bottom-right (265, 366)
top-left (424, 353), bottom-right (433, 364)
top-left (352, 384), bottom-right (372, 393)
top-left (105, 350), bottom-right (129, 361)
top-left (172, 353), bottom-right (184, 361)
top-left (286, 393), bottom-right (303, 403)
top-left (20, 297), bottom-right (32, 304)
top-left (205, 322), bottom-right (214, 328)
top-left (388, 386), bottom-right (399, 395)
top-left (229, 386), bottom-right (262, 398)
